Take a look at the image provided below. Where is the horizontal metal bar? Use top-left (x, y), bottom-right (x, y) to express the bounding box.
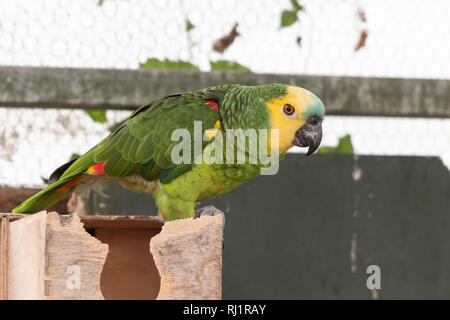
top-left (0, 66), bottom-right (448, 117)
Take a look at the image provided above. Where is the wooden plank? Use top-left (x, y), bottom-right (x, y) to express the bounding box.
top-left (0, 66), bottom-right (448, 118)
top-left (45, 212), bottom-right (108, 299)
top-left (150, 215), bottom-right (223, 300)
top-left (1, 213), bottom-right (164, 229)
top-left (7, 211), bottom-right (47, 300)
top-left (81, 215), bottom-right (163, 229)
top-left (0, 217), bottom-right (9, 300)
top-left (0, 214), bottom-right (25, 223)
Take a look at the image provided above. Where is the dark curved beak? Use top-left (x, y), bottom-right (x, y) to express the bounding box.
top-left (294, 116), bottom-right (323, 156)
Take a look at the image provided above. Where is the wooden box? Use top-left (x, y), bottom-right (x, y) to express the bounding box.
top-left (0, 211), bottom-right (223, 300)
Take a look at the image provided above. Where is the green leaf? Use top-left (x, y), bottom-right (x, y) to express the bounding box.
top-left (290, 0), bottom-right (304, 12)
top-left (185, 19), bottom-right (195, 32)
top-left (210, 60), bottom-right (251, 72)
top-left (318, 134), bottom-right (354, 154)
top-left (139, 58), bottom-right (199, 71)
top-left (335, 135), bottom-right (354, 153)
top-left (281, 10), bottom-right (298, 28)
top-left (86, 110), bottom-right (107, 123)
top-left (317, 146), bottom-right (333, 153)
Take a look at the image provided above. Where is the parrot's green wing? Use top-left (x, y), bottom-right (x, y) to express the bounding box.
top-left (60, 85), bottom-right (235, 183)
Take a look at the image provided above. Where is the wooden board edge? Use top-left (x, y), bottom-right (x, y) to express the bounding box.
top-left (0, 217), bottom-right (9, 300)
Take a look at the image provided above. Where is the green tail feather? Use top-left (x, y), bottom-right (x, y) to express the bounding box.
top-left (12, 174), bottom-right (85, 214)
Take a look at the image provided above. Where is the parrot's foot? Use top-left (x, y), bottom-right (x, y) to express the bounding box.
top-left (195, 205), bottom-right (225, 225)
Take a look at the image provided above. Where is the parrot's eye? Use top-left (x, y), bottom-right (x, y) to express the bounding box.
top-left (282, 104), bottom-right (297, 119)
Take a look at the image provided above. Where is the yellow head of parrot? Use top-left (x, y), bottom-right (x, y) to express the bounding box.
top-left (266, 85), bottom-right (325, 154)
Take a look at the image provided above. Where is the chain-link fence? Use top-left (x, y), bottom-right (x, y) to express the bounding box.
top-left (0, 0), bottom-right (449, 187)
top-left (2, 0), bottom-right (449, 78)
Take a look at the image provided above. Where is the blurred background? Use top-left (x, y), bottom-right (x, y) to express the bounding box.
top-left (0, 0), bottom-right (449, 186)
top-left (0, 0), bottom-right (449, 299)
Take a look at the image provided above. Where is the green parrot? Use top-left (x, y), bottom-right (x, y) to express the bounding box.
top-left (13, 84), bottom-right (324, 220)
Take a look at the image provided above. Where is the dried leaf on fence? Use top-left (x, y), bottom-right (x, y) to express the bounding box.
top-left (357, 8), bottom-right (367, 22)
top-left (213, 23), bottom-right (239, 54)
top-left (355, 30), bottom-right (368, 51)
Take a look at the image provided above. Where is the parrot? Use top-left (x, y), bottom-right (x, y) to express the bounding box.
top-left (13, 84), bottom-right (324, 221)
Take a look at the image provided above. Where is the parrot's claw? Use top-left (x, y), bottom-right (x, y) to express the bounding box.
top-left (195, 205), bottom-right (225, 225)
